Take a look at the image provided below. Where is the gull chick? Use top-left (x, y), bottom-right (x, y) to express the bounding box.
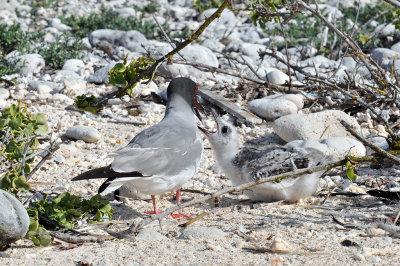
top-left (199, 110), bottom-right (324, 202)
top-left (72, 78), bottom-right (203, 219)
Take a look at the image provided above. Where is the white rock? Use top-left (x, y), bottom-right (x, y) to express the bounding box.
top-left (371, 48), bottom-right (399, 70)
top-left (0, 190), bottom-right (30, 249)
top-left (285, 137), bottom-right (366, 163)
top-left (367, 136), bottom-right (389, 154)
top-left (267, 69), bottom-right (289, 85)
top-left (301, 55), bottom-right (337, 68)
top-left (157, 62), bottom-right (189, 78)
top-left (48, 93), bottom-right (74, 104)
top-left (273, 110), bottom-right (362, 142)
top-left (0, 88), bottom-right (10, 100)
top-left (374, 124), bottom-right (388, 137)
top-left (178, 227), bottom-right (227, 240)
top-left (391, 41), bottom-right (400, 53)
top-left (248, 98), bottom-right (298, 121)
top-left (181, 44), bottom-right (218, 68)
top-left (63, 78), bottom-right (86, 96)
top-left (270, 236), bottom-right (292, 253)
top-left (66, 126), bottom-right (101, 143)
top-left (62, 59), bottom-right (85, 73)
top-left (136, 228), bottom-right (166, 241)
top-left (12, 54), bottom-right (45, 76)
top-left (49, 18), bottom-right (71, 31)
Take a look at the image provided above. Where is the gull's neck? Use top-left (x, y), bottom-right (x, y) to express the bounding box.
top-left (164, 95), bottom-right (196, 126)
top-left (211, 140), bottom-right (240, 170)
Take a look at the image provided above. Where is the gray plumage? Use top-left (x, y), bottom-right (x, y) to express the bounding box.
top-left (200, 112), bottom-right (325, 202)
top-left (73, 78), bottom-right (203, 196)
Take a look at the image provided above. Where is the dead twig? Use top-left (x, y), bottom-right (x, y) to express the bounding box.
top-left (383, 0), bottom-right (400, 10)
top-left (95, 0), bottom-right (232, 108)
top-left (378, 222), bottom-right (400, 238)
top-left (48, 231), bottom-right (103, 244)
top-left (173, 59), bottom-right (301, 94)
top-left (309, 77), bottom-right (397, 140)
top-left (107, 157), bottom-right (376, 238)
top-left (340, 120), bottom-right (400, 165)
top-left (26, 141), bottom-right (61, 181)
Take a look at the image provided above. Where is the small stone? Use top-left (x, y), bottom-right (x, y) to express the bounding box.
top-left (365, 228), bottom-right (388, 237)
top-left (267, 69), bottom-right (289, 85)
top-left (65, 125), bottom-right (101, 143)
top-left (136, 228), bottom-right (166, 241)
top-left (374, 124), bottom-right (388, 137)
top-left (248, 94), bottom-right (302, 120)
top-left (0, 190), bottom-right (30, 249)
top-left (269, 236), bottom-right (292, 253)
top-left (273, 110), bottom-right (362, 142)
top-left (206, 243), bottom-right (223, 251)
top-left (12, 54), bottom-right (45, 76)
top-left (62, 59), bottom-right (85, 73)
top-left (178, 227), bottom-right (227, 240)
top-left (0, 88), bottom-right (10, 100)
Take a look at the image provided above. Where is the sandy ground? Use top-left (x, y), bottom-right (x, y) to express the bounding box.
top-left (1, 89), bottom-right (400, 266)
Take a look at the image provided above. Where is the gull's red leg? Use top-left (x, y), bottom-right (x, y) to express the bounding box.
top-left (171, 189), bottom-right (193, 220)
top-left (145, 195), bottom-right (161, 214)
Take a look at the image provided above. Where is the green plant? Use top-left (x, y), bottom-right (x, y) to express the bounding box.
top-left (192, 0), bottom-right (224, 12)
top-left (29, 192), bottom-right (114, 229)
top-left (33, 34), bottom-right (85, 69)
top-left (0, 55), bottom-right (21, 77)
top-left (75, 54), bottom-right (155, 113)
top-left (0, 103), bottom-right (48, 194)
top-left (30, 0), bottom-right (60, 17)
top-left (0, 23), bottom-right (41, 55)
top-left (248, 0), bottom-right (286, 28)
top-left (26, 208), bottom-right (52, 247)
top-left (60, 7), bottom-right (161, 39)
top-left (26, 192), bottom-right (115, 246)
top-left (133, 3), bottom-right (158, 14)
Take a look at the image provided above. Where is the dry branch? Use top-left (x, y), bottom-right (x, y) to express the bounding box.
top-left (95, 0), bottom-right (232, 108)
top-left (107, 157), bottom-right (376, 239)
top-left (340, 120), bottom-right (400, 165)
top-left (298, 0), bottom-right (399, 98)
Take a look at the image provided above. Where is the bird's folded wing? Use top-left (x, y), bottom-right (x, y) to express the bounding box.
top-left (71, 165), bottom-right (142, 181)
top-left (233, 148), bottom-right (309, 181)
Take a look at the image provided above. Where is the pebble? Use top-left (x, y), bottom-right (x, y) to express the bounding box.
top-left (0, 190), bottom-right (30, 249)
top-left (62, 59), bottom-right (85, 73)
top-left (0, 88), bottom-right (10, 100)
top-left (136, 228), bottom-right (167, 241)
top-left (178, 227), bottom-right (227, 240)
top-left (273, 110), bottom-right (362, 142)
top-left (285, 137), bottom-right (366, 162)
top-left (12, 53), bottom-right (45, 76)
top-left (267, 69), bottom-right (289, 85)
top-left (269, 236), bottom-right (292, 253)
top-left (248, 94), bottom-right (303, 120)
top-left (65, 125), bottom-right (101, 143)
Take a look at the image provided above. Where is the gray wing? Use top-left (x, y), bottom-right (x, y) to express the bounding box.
top-left (232, 147), bottom-right (310, 181)
top-left (110, 121), bottom-right (203, 176)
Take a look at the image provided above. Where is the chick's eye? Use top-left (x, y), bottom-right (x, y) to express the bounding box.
top-left (221, 126), bottom-right (229, 134)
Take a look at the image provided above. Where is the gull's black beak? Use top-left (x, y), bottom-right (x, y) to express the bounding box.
top-left (193, 94), bottom-right (205, 122)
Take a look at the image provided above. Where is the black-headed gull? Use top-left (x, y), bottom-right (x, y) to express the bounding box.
top-left (72, 78), bottom-right (204, 219)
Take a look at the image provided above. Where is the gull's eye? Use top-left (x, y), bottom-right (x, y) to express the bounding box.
top-left (221, 126), bottom-right (229, 134)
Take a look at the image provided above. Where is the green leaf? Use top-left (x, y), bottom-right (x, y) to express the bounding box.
top-left (12, 174), bottom-right (31, 192)
top-left (112, 62), bottom-right (126, 72)
top-left (9, 116), bottom-right (22, 129)
top-left (31, 113), bottom-right (47, 125)
top-left (345, 161), bottom-right (357, 181)
top-left (359, 34), bottom-right (370, 45)
top-left (9, 104), bottom-right (18, 116)
top-left (34, 124), bottom-right (48, 135)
